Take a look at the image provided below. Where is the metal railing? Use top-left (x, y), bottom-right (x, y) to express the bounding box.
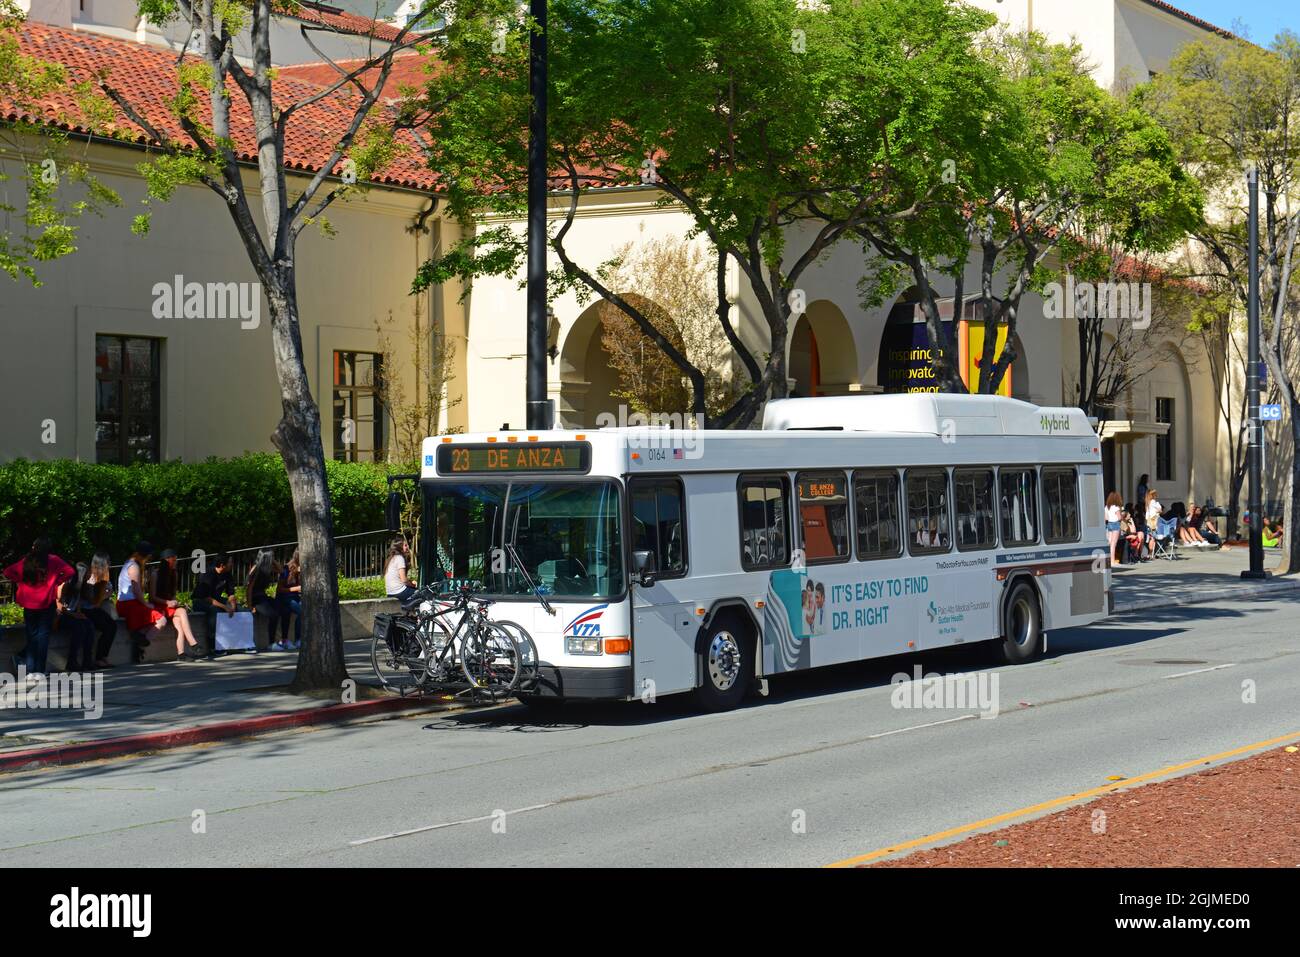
top-left (1, 529), bottom-right (395, 603)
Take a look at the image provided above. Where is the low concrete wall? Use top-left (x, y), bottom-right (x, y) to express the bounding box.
top-left (1, 597), bottom-right (400, 674)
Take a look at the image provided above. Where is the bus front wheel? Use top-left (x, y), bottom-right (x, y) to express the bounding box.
top-left (998, 581), bottom-right (1043, 664)
top-left (693, 615), bottom-right (753, 712)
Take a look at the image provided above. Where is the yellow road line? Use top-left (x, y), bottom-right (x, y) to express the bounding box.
top-left (826, 730), bottom-right (1300, 868)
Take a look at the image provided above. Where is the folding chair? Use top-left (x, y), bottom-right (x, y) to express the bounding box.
top-left (1151, 516), bottom-right (1180, 560)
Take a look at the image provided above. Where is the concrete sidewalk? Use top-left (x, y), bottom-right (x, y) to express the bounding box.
top-left (0, 637), bottom-right (447, 759)
top-left (0, 549), bottom-right (1292, 764)
top-left (1109, 543), bottom-right (1297, 613)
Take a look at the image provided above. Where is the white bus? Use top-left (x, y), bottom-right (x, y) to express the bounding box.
top-left (413, 394), bottom-right (1111, 711)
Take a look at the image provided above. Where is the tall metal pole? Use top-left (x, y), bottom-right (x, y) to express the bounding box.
top-left (525, 0), bottom-right (551, 429)
top-left (1243, 166), bottom-right (1268, 579)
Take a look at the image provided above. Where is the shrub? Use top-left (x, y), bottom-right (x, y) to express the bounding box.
top-left (0, 454), bottom-right (391, 564)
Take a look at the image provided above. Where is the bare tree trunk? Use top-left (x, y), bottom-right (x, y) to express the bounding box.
top-left (264, 283), bottom-right (347, 690)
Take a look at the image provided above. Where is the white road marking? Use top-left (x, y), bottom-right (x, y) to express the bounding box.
top-left (866, 715), bottom-right (977, 738)
top-left (350, 802), bottom-right (555, 846)
top-left (1164, 663), bottom-right (1235, 679)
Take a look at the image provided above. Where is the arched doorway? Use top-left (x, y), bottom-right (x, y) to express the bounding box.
top-left (788, 300), bottom-right (857, 397)
top-left (558, 294), bottom-right (684, 427)
top-left (558, 301), bottom-right (622, 428)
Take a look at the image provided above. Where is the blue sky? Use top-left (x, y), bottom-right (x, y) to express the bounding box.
top-left (1173, 0), bottom-right (1298, 42)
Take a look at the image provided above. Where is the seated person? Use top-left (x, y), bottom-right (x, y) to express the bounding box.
top-left (1198, 511), bottom-right (1222, 547)
top-left (192, 553), bottom-right (238, 656)
top-left (1262, 519), bottom-right (1282, 548)
top-left (384, 538), bottom-right (417, 603)
top-left (150, 548), bottom-right (202, 659)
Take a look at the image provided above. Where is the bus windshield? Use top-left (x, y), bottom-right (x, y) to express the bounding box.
top-left (423, 481), bottom-right (625, 598)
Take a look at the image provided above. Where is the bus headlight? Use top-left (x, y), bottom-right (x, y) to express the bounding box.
top-left (566, 636), bottom-right (603, 655)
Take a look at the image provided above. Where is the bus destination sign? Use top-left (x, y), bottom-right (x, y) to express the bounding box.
top-left (437, 442), bottom-right (591, 475)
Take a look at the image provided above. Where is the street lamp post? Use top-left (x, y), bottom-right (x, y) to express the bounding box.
top-left (525, 0), bottom-right (552, 430)
top-left (1243, 166), bottom-right (1268, 579)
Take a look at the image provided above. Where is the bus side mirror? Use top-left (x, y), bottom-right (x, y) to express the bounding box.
top-left (632, 549), bottom-right (657, 587)
top-left (385, 490), bottom-right (402, 533)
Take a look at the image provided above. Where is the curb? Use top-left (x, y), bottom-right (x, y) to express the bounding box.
top-left (1112, 575), bottom-right (1298, 616)
top-left (0, 692), bottom-right (457, 775)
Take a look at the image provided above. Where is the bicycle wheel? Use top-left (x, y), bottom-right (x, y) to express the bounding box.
top-left (490, 620), bottom-right (539, 688)
top-left (370, 618), bottom-right (435, 690)
top-left (459, 621), bottom-right (524, 698)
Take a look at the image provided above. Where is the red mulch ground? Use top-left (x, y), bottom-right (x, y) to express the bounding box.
top-left (871, 745), bottom-right (1299, 867)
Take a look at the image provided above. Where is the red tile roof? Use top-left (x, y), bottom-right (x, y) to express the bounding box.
top-left (3, 20), bottom-right (436, 191)
top-left (1136, 0), bottom-right (1237, 41)
top-left (281, 1), bottom-right (405, 43)
top-left (276, 52), bottom-right (436, 94)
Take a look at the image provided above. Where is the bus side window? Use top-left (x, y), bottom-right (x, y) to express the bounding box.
top-left (630, 478), bottom-right (687, 577)
top-left (1042, 467), bottom-right (1080, 544)
top-left (999, 468), bottom-right (1038, 546)
top-left (853, 471), bottom-right (902, 560)
top-left (739, 475), bottom-right (790, 569)
top-left (796, 471), bottom-right (850, 564)
top-left (953, 468), bottom-right (996, 551)
top-left (906, 469), bottom-right (951, 555)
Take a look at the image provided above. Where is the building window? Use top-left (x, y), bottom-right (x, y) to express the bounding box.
top-left (854, 471), bottom-right (902, 561)
top-left (906, 469), bottom-right (951, 554)
top-left (630, 478), bottom-right (687, 577)
top-left (796, 472), bottom-right (850, 564)
top-left (953, 468), bottom-right (997, 551)
top-left (95, 335), bottom-right (160, 464)
top-left (1042, 467), bottom-right (1080, 544)
top-left (738, 475), bottom-right (790, 569)
top-left (1155, 396), bottom-right (1174, 482)
top-left (332, 351), bottom-right (384, 462)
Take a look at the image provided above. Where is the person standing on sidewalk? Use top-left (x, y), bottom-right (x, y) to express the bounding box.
top-left (3, 537), bottom-right (74, 681)
top-left (1105, 492), bottom-right (1124, 566)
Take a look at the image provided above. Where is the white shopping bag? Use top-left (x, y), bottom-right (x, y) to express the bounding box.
top-left (215, 611), bottom-right (257, 652)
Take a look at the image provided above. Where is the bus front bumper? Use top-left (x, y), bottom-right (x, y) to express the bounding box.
top-left (524, 664), bottom-right (633, 700)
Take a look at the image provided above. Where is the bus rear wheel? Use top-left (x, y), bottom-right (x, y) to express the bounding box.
top-left (692, 615), bottom-right (752, 712)
top-left (998, 581), bottom-right (1043, 664)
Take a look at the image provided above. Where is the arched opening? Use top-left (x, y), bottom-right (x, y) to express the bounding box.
top-left (788, 300), bottom-right (857, 397)
top-left (558, 294), bottom-right (683, 427)
top-left (558, 301), bottom-right (622, 428)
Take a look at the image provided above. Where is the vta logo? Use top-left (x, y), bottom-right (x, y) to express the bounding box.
top-left (566, 603), bottom-right (608, 637)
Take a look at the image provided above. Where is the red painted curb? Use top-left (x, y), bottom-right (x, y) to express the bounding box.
top-left (0, 693), bottom-right (450, 774)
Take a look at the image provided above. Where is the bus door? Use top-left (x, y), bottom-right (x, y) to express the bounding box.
top-left (628, 478), bottom-right (696, 698)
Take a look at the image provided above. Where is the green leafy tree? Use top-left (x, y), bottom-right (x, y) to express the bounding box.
top-left (0, 0), bottom-right (121, 283)
top-left (1142, 32), bottom-right (1300, 570)
top-left (415, 0), bottom-right (1003, 425)
top-left (80, 0), bottom-right (454, 689)
top-left (849, 29), bottom-right (1202, 395)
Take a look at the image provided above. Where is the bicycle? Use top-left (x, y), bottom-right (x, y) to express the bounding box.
top-left (371, 582), bottom-right (539, 701)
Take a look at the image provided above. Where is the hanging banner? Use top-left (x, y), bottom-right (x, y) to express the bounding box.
top-left (962, 322), bottom-right (1012, 397)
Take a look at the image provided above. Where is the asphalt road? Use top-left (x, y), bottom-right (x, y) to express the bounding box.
top-left (1, 594), bottom-right (1297, 867)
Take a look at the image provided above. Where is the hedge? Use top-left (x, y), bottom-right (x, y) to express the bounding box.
top-left (0, 455), bottom-right (393, 566)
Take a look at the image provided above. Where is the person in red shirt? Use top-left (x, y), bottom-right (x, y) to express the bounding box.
top-left (3, 537), bottom-right (75, 680)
